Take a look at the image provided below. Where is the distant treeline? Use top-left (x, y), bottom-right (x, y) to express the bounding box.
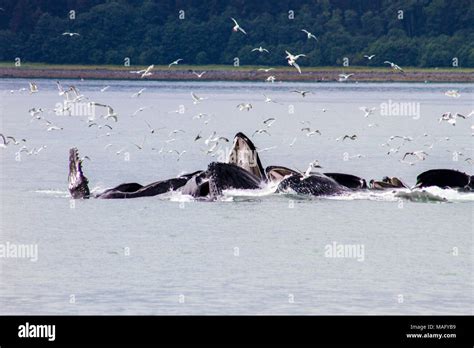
top-left (0, 0), bottom-right (473, 67)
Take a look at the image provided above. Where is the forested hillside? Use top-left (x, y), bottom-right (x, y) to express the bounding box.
top-left (0, 0), bottom-right (473, 67)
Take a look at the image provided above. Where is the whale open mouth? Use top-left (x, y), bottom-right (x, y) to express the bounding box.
top-left (227, 132), bottom-right (266, 181)
top-left (68, 148), bottom-right (90, 199)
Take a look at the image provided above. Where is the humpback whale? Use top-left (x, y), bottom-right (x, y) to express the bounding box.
top-left (414, 169), bottom-right (473, 190)
top-left (264, 166), bottom-right (348, 196)
top-left (369, 176), bottom-right (408, 190)
top-left (68, 133), bottom-right (473, 200)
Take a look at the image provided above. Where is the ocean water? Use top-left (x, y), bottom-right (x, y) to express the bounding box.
top-left (0, 78), bottom-right (472, 314)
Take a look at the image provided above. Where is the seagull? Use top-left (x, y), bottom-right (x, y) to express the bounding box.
top-left (100, 85), bottom-right (110, 92)
top-left (301, 29), bottom-right (318, 40)
top-left (439, 112), bottom-right (466, 126)
top-left (29, 82), bottom-right (38, 93)
top-left (265, 75), bottom-right (276, 83)
top-left (364, 54), bottom-right (376, 60)
top-left (403, 151), bottom-right (428, 161)
top-left (169, 129), bottom-right (186, 137)
top-left (340, 134), bottom-right (357, 141)
top-left (169, 59), bottom-right (183, 68)
top-left (338, 73), bottom-right (354, 81)
top-left (252, 129), bottom-right (271, 137)
top-left (389, 135), bottom-right (413, 142)
top-left (263, 94), bottom-right (278, 103)
top-left (0, 134), bottom-right (8, 148)
top-left (231, 17), bottom-right (246, 34)
top-left (3, 136), bottom-right (26, 146)
top-left (444, 90), bottom-right (460, 98)
top-left (62, 32), bottom-right (80, 37)
top-left (55, 81), bottom-right (66, 96)
top-left (193, 112), bottom-right (209, 119)
top-left (131, 88), bottom-right (146, 98)
top-left (45, 121), bottom-right (63, 131)
top-left (145, 121), bottom-right (163, 134)
top-left (237, 103), bottom-right (252, 111)
top-left (65, 85), bottom-right (84, 102)
top-left (301, 128), bottom-right (321, 136)
top-left (29, 108), bottom-right (44, 118)
top-left (258, 68), bottom-right (274, 72)
top-left (88, 123), bottom-right (113, 130)
top-left (192, 70), bottom-right (206, 78)
top-left (289, 137), bottom-right (297, 146)
top-left (132, 106), bottom-right (148, 116)
top-left (384, 61), bottom-right (404, 72)
top-left (204, 132), bottom-right (229, 145)
top-left (263, 118), bottom-right (276, 127)
top-left (292, 90), bottom-right (310, 97)
top-left (252, 46), bottom-right (269, 53)
top-left (303, 160), bottom-right (322, 179)
top-left (90, 102), bottom-right (118, 122)
top-left (194, 132), bottom-right (202, 141)
top-left (191, 92), bottom-right (207, 104)
top-left (130, 65), bottom-right (154, 78)
top-left (169, 150), bottom-right (186, 161)
top-left (359, 106), bottom-right (376, 117)
top-left (285, 51), bottom-right (306, 62)
top-left (132, 137), bottom-right (147, 150)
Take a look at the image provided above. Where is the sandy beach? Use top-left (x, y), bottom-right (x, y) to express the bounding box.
top-left (1, 64), bottom-right (472, 82)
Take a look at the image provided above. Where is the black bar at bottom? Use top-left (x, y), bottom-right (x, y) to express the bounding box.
top-left (0, 316), bottom-right (472, 346)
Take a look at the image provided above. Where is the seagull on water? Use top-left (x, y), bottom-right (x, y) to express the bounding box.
top-left (444, 90), bottom-right (460, 98)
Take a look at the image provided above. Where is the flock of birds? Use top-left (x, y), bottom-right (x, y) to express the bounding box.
top-left (1, 17), bottom-right (473, 176)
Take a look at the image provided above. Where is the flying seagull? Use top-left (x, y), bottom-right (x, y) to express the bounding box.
top-left (252, 46), bottom-right (269, 53)
top-left (301, 29), bottom-right (318, 40)
top-left (169, 59), bottom-right (183, 68)
top-left (62, 32), bottom-right (80, 37)
top-left (231, 17), bottom-right (247, 35)
top-left (384, 61), bottom-right (404, 73)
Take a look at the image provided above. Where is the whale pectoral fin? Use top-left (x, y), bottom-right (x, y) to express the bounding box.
top-left (68, 148), bottom-right (90, 199)
top-left (207, 162), bottom-right (262, 198)
top-left (415, 169), bottom-right (471, 189)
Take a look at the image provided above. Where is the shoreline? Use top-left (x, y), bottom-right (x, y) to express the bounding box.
top-left (1, 64), bottom-right (473, 82)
